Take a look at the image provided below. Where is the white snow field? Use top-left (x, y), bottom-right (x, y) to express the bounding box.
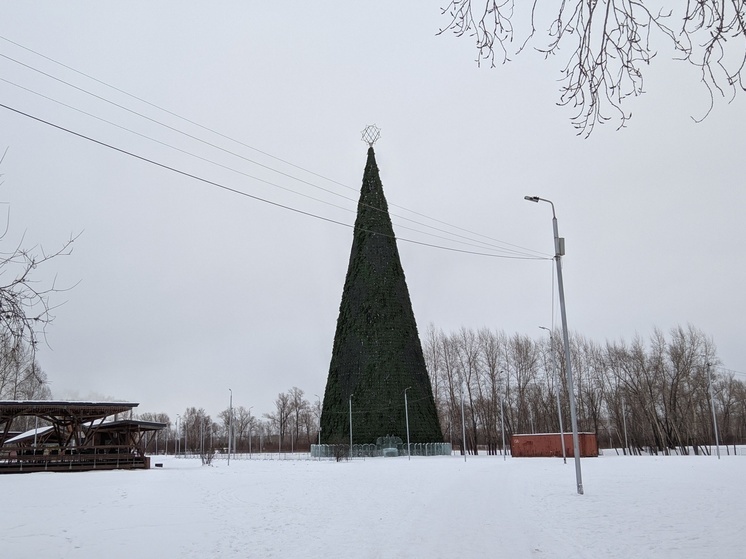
top-left (1, 453), bottom-right (744, 559)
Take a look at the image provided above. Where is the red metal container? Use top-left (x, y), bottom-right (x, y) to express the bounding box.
top-left (510, 432), bottom-right (598, 458)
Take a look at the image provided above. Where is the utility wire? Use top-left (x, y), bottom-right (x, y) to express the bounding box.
top-left (1, 76), bottom-right (524, 255)
top-left (3, 33), bottom-right (547, 257)
top-left (0, 102), bottom-right (548, 261)
top-left (716, 367), bottom-right (746, 379)
top-left (0, 37), bottom-right (549, 258)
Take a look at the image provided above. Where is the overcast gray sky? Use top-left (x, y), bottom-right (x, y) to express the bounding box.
top-left (1, 2), bottom-right (744, 421)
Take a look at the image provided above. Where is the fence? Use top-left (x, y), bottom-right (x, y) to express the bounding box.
top-left (311, 442), bottom-right (452, 459)
top-left (1, 445), bottom-right (149, 473)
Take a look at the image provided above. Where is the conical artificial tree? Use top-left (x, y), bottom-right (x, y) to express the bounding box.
top-left (320, 144), bottom-right (443, 444)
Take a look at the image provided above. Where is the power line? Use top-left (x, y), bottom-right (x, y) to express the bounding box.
top-left (0, 76), bottom-right (541, 256)
top-left (0, 101), bottom-right (548, 261)
top-left (0, 37), bottom-right (549, 258)
top-left (716, 366), bottom-right (746, 379)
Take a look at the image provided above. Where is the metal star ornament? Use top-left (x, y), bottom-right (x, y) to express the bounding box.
top-left (361, 124), bottom-right (381, 147)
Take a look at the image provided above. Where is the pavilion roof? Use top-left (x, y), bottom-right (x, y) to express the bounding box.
top-left (0, 401), bottom-right (138, 426)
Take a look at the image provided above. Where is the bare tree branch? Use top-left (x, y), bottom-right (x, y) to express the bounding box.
top-left (439, 1), bottom-right (746, 134)
top-left (0, 233), bottom-right (79, 356)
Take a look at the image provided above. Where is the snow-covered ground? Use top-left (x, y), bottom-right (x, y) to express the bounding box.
top-left (1, 453), bottom-right (743, 558)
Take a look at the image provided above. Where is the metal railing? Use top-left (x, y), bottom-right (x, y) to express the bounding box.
top-left (311, 442), bottom-right (452, 458)
top-left (0, 445), bottom-right (148, 473)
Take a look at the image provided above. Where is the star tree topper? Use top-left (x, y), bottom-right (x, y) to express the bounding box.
top-left (361, 124), bottom-right (381, 147)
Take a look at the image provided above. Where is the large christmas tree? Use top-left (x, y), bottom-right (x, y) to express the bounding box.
top-left (320, 144), bottom-right (442, 444)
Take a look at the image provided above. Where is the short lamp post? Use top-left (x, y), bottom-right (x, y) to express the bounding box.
top-left (404, 387), bottom-right (412, 460)
top-left (349, 394), bottom-right (354, 460)
top-left (707, 362), bottom-right (721, 459)
top-left (248, 406), bottom-right (254, 459)
top-left (500, 391), bottom-right (506, 462)
top-left (525, 195), bottom-right (584, 495)
top-left (228, 388), bottom-right (233, 466)
top-left (460, 387), bottom-right (467, 463)
top-left (314, 394), bottom-right (322, 461)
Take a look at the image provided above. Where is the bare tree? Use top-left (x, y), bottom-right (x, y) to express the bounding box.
top-left (181, 407), bottom-right (211, 454)
top-left (0, 232), bottom-right (78, 357)
top-left (0, 337), bottom-right (51, 400)
top-left (264, 391), bottom-right (291, 451)
top-left (288, 386), bottom-right (310, 448)
top-left (0, 148), bottom-right (77, 384)
top-left (232, 406), bottom-right (252, 452)
top-left (439, 1), bottom-right (746, 134)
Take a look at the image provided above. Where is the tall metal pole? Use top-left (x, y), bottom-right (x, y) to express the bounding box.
top-left (248, 406), bottom-right (253, 459)
top-left (404, 387), bottom-right (412, 460)
top-left (622, 396), bottom-right (629, 455)
top-left (176, 415), bottom-right (180, 457)
top-left (541, 326), bottom-right (566, 464)
top-left (314, 394), bottom-right (321, 460)
top-left (228, 388), bottom-right (233, 466)
top-left (707, 362), bottom-right (721, 459)
top-left (461, 390), bottom-right (467, 463)
top-left (525, 196), bottom-right (583, 494)
top-left (349, 394), bottom-right (353, 460)
top-left (500, 393), bottom-right (506, 461)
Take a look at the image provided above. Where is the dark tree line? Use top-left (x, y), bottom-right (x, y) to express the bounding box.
top-left (424, 323), bottom-right (745, 455)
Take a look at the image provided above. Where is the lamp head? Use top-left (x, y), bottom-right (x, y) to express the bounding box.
top-left (524, 196), bottom-right (540, 203)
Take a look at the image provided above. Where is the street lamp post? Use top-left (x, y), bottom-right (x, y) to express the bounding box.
top-left (622, 395), bottom-right (630, 455)
top-left (540, 326), bottom-right (567, 465)
top-left (460, 388), bottom-right (467, 463)
top-left (176, 414), bottom-right (180, 457)
top-left (228, 388), bottom-right (233, 466)
top-left (314, 394), bottom-right (322, 461)
top-left (525, 195), bottom-right (584, 495)
top-left (500, 394), bottom-right (507, 462)
top-left (707, 362), bottom-right (721, 459)
top-left (349, 394), bottom-right (354, 460)
top-left (248, 406), bottom-right (254, 459)
top-left (404, 387), bottom-right (412, 460)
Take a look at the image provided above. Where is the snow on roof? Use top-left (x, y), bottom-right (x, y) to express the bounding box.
top-left (3, 425), bottom-right (54, 444)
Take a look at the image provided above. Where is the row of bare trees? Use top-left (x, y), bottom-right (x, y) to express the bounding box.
top-left (142, 387), bottom-right (321, 455)
top-left (262, 387), bottom-right (318, 451)
top-left (424, 324), bottom-right (746, 456)
top-left (141, 324), bottom-right (744, 458)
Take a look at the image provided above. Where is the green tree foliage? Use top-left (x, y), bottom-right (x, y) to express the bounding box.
top-left (320, 147), bottom-right (443, 444)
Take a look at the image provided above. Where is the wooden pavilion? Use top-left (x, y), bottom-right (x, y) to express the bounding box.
top-left (0, 400), bottom-right (166, 473)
